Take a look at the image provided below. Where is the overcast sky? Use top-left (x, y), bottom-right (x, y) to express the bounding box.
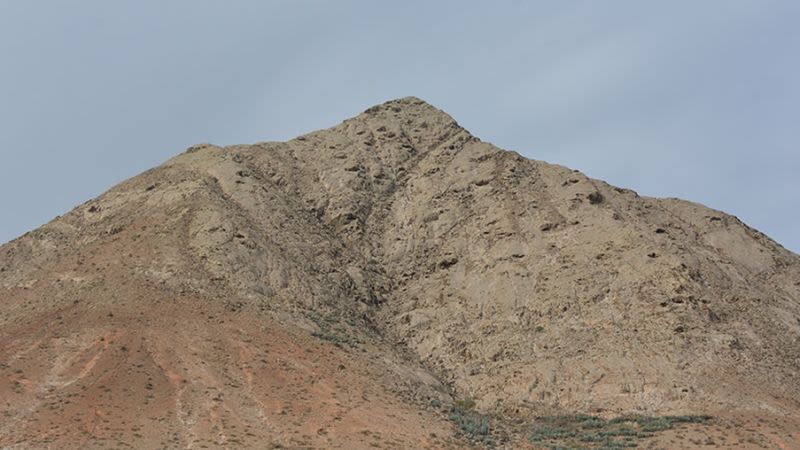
top-left (1, 1), bottom-right (798, 252)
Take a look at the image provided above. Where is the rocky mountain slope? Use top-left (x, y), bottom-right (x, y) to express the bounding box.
top-left (1, 97), bottom-right (799, 449)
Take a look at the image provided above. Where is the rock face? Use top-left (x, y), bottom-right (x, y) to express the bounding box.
top-left (1, 97), bottom-right (799, 448)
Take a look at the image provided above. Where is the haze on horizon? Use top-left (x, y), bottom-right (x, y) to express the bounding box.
top-left (1, 1), bottom-right (798, 252)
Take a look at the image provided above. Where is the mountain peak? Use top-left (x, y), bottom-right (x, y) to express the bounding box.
top-left (358, 96), bottom-right (459, 126)
top-left (285, 96), bottom-right (471, 157)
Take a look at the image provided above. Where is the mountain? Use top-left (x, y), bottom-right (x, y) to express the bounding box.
top-left (1, 97), bottom-right (799, 449)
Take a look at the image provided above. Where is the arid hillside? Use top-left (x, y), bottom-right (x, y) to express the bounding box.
top-left (2, 97), bottom-right (799, 449)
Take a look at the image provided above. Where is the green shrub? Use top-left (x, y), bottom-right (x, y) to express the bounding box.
top-left (529, 424), bottom-right (577, 441)
top-left (311, 330), bottom-right (358, 348)
top-left (450, 400), bottom-right (492, 444)
top-left (529, 413), bottom-right (710, 449)
top-left (580, 416), bottom-right (607, 429)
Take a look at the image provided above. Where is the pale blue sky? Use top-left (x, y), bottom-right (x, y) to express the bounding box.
top-left (1, 1), bottom-right (798, 252)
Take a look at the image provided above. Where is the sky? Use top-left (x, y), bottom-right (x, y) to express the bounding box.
top-left (1, 1), bottom-right (798, 252)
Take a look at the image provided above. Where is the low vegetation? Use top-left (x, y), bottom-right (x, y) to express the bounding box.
top-left (528, 414), bottom-right (712, 449)
top-left (449, 398), bottom-right (493, 445)
top-left (309, 313), bottom-right (362, 348)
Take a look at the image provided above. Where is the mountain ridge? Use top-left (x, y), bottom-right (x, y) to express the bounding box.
top-left (1, 97), bottom-right (799, 448)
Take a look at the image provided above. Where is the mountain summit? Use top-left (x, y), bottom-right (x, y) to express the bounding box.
top-left (2, 97), bottom-right (799, 448)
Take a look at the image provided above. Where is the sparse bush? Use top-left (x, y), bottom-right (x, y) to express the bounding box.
top-left (635, 416), bottom-right (672, 432)
top-left (580, 416), bottom-right (607, 429)
top-left (529, 424), bottom-right (576, 441)
top-left (454, 397), bottom-right (476, 411)
top-left (311, 330), bottom-right (358, 348)
top-left (529, 413), bottom-right (711, 449)
top-left (449, 398), bottom-right (492, 444)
